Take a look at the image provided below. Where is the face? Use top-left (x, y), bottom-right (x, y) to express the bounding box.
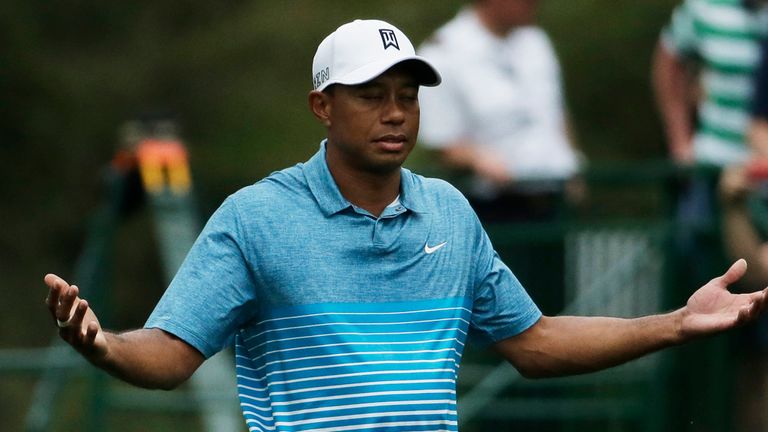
top-left (310, 63), bottom-right (420, 176)
top-left (483, 0), bottom-right (540, 30)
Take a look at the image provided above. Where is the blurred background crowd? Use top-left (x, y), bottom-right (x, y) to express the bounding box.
top-left (3, 0), bottom-right (768, 431)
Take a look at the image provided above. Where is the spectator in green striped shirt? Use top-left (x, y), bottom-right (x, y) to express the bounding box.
top-left (653, 0), bottom-right (767, 166)
top-left (652, 0), bottom-right (768, 289)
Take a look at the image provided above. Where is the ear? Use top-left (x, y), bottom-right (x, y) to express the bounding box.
top-left (308, 90), bottom-right (332, 127)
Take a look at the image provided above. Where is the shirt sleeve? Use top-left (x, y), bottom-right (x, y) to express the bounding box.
top-left (660, 0), bottom-right (700, 58)
top-left (468, 219), bottom-right (542, 345)
top-left (145, 196), bottom-right (259, 358)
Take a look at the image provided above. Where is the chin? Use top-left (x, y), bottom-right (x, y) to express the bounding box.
top-left (368, 156), bottom-right (408, 174)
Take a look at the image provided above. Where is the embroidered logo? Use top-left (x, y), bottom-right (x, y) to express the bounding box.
top-left (424, 241), bottom-right (447, 254)
top-left (379, 29), bottom-right (400, 50)
top-left (313, 66), bottom-right (330, 89)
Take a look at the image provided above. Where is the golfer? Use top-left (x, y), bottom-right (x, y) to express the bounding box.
top-left (45, 19), bottom-right (768, 432)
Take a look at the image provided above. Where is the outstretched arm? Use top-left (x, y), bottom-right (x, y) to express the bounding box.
top-left (44, 274), bottom-right (204, 390)
top-left (495, 260), bottom-right (768, 378)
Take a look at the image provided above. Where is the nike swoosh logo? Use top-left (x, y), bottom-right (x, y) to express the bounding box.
top-left (424, 241), bottom-right (447, 254)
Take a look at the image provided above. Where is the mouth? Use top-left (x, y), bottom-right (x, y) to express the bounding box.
top-left (374, 134), bottom-right (409, 151)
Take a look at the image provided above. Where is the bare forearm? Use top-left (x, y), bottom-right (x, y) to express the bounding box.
top-left (496, 314), bottom-right (682, 378)
top-left (92, 328), bottom-right (203, 390)
top-left (652, 43), bottom-right (693, 155)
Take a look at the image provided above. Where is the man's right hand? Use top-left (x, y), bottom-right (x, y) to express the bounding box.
top-left (44, 274), bottom-right (108, 361)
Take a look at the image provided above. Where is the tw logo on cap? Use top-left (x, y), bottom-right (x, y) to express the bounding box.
top-left (379, 29), bottom-right (400, 50)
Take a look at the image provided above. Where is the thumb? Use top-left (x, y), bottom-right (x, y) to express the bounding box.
top-left (720, 259), bottom-right (747, 286)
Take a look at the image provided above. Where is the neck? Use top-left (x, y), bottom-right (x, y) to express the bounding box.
top-left (326, 158), bottom-right (401, 218)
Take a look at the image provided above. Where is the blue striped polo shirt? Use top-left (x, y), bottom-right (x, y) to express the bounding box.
top-left (145, 141), bottom-right (541, 431)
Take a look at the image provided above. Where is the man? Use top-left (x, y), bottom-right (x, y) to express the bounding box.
top-left (418, 0), bottom-right (581, 222)
top-left (45, 19), bottom-right (768, 432)
top-left (652, 0), bottom-right (768, 292)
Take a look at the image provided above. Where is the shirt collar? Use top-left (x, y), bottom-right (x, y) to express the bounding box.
top-left (303, 140), bottom-right (427, 217)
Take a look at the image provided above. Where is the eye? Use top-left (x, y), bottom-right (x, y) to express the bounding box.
top-left (399, 91), bottom-right (418, 102)
top-left (361, 94), bottom-right (383, 101)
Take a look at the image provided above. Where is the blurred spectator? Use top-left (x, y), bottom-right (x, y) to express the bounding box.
top-left (653, 0), bottom-right (768, 167)
top-left (750, 39), bottom-right (768, 158)
top-left (718, 162), bottom-right (768, 432)
top-left (652, 0), bottom-right (768, 287)
top-left (718, 36), bottom-right (768, 432)
top-left (418, 0), bottom-right (582, 223)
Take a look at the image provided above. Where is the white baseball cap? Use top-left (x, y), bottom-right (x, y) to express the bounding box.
top-left (312, 19), bottom-right (441, 91)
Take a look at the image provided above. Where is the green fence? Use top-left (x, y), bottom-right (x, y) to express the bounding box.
top-left (455, 163), bottom-right (735, 432)
top-left (457, 221), bottom-right (675, 432)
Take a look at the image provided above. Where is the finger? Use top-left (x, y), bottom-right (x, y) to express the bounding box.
top-left (68, 299), bottom-right (89, 329)
top-left (83, 321), bottom-right (99, 346)
top-left (56, 285), bottom-right (80, 322)
top-left (44, 273), bottom-right (66, 289)
top-left (720, 259), bottom-right (748, 286)
top-left (44, 275), bottom-right (64, 315)
top-left (738, 304), bottom-right (756, 324)
top-left (751, 288), bottom-right (768, 316)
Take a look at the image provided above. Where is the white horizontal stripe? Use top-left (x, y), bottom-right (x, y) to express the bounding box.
top-left (270, 389), bottom-right (456, 407)
top-left (255, 306), bottom-right (471, 327)
top-left (255, 368), bottom-right (457, 387)
top-left (273, 399), bottom-right (456, 417)
top-left (251, 327), bottom-right (468, 350)
top-left (238, 369), bottom-right (455, 395)
top-left (239, 393), bottom-right (270, 402)
top-left (235, 358), bottom-right (258, 371)
top-left (248, 317), bottom-right (470, 341)
top-left (240, 358), bottom-right (459, 381)
top-left (239, 383), bottom-right (268, 392)
top-left (265, 378), bottom-right (456, 397)
top-left (701, 70), bottom-right (752, 99)
top-left (240, 402), bottom-right (272, 412)
top-left (301, 419), bottom-right (458, 432)
top-left (693, 2), bottom-right (754, 31)
top-left (254, 337), bottom-right (464, 363)
top-left (245, 417), bottom-right (275, 431)
top-left (242, 410), bottom-right (274, 422)
top-left (700, 37), bottom-right (759, 68)
top-left (694, 134), bottom-right (750, 165)
top-left (399, 430), bottom-right (453, 432)
top-left (253, 348), bottom-right (462, 373)
top-left (275, 409), bottom-right (456, 428)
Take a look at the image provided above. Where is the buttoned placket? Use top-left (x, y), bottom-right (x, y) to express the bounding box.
top-left (350, 203), bottom-right (409, 247)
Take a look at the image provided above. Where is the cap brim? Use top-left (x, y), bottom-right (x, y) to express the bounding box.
top-left (319, 56), bottom-right (441, 91)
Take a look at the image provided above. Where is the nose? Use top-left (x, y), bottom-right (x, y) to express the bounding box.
top-left (381, 94), bottom-right (406, 125)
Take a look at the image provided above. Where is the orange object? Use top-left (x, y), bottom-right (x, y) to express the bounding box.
top-left (136, 139), bottom-right (192, 194)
